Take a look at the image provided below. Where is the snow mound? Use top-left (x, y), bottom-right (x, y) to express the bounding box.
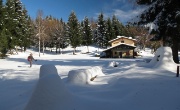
top-left (24, 64), bottom-right (74, 110)
top-left (67, 66), bottom-right (105, 84)
top-left (146, 46), bottom-right (177, 72)
top-left (109, 61), bottom-right (119, 67)
top-left (39, 64), bottom-right (58, 78)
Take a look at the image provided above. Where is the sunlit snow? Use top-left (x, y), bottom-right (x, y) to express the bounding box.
top-left (0, 46), bottom-right (180, 110)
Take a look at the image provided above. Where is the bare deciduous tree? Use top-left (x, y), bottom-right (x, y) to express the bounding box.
top-left (35, 10), bottom-right (48, 56)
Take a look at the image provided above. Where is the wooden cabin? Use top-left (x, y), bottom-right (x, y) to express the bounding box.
top-left (101, 36), bottom-right (137, 58)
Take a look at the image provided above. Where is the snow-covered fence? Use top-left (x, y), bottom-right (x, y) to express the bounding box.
top-left (67, 66), bottom-right (104, 84)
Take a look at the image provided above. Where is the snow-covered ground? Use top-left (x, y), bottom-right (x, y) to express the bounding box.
top-left (0, 46), bottom-right (180, 110)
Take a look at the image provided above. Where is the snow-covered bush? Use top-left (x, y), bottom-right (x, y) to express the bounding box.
top-left (109, 61), bottom-right (119, 67)
top-left (67, 66), bottom-right (104, 84)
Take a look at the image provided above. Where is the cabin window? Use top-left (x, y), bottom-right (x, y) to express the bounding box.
top-left (121, 40), bottom-right (124, 43)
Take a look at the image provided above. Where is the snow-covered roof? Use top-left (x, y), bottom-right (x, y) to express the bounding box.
top-left (109, 36), bottom-right (137, 43)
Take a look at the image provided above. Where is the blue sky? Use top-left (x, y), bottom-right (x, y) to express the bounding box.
top-left (20, 0), bottom-right (143, 24)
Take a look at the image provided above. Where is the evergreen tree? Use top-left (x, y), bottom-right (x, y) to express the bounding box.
top-left (96, 12), bottom-right (106, 48)
top-left (112, 15), bottom-right (120, 38)
top-left (66, 11), bottom-right (82, 54)
top-left (14, 0), bottom-right (33, 52)
top-left (23, 15), bottom-right (34, 51)
top-left (0, 0), bottom-right (8, 58)
top-left (0, 28), bottom-right (9, 58)
top-left (0, 0), bottom-right (3, 31)
top-left (60, 18), bottom-right (69, 53)
top-left (55, 18), bottom-right (68, 53)
top-left (112, 15), bottom-right (129, 37)
top-left (82, 16), bottom-right (93, 52)
top-left (135, 0), bottom-right (180, 63)
top-left (4, 0), bottom-right (17, 53)
top-left (0, 0), bottom-right (5, 56)
top-left (118, 21), bottom-right (129, 37)
top-left (105, 17), bottom-right (114, 47)
top-left (18, 7), bottom-right (33, 52)
top-left (3, 0), bottom-right (32, 53)
top-left (80, 20), bottom-right (84, 44)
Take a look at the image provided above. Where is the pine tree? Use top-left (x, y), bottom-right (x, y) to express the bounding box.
top-left (22, 13), bottom-right (34, 51)
top-left (105, 17), bottom-right (114, 47)
top-left (4, 0), bottom-right (17, 54)
top-left (118, 21), bottom-right (129, 37)
top-left (14, 0), bottom-right (24, 48)
top-left (112, 15), bottom-right (120, 38)
top-left (18, 6), bottom-right (33, 52)
top-left (0, 28), bottom-right (8, 58)
top-left (0, 0), bottom-right (3, 31)
top-left (135, 0), bottom-right (180, 63)
top-left (112, 15), bottom-right (129, 37)
top-left (14, 0), bottom-right (33, 52)
top-left (0, 0), bottom-right (8, 58)
top-left (66, 11), bottom-right (82, 54)
top-left (59, 18), bottom-right (69, 53)
top-left (96, 12), bottom-right (107, 48)
top-left (3, 0), bottom-right (31, 53)
top-left (82, 16), bottom-right (93, 52)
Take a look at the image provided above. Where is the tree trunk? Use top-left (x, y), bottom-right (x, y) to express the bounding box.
top-left (172, 38), bottom-right (179, 63)
top-left (15, 47), bottom-right (18, 54)
top-left (24, 47), bottom-right (26, 52)
top-left (56, 46), bottom-right (58, 54)
top-left (87, 46), bottom-right (89, 53)
top-left (43, 40), bottom-right (45, 55)
top-left (39, 35), bottom-right (41, 57)
top-left (73, 48), bottom-right (76, 55)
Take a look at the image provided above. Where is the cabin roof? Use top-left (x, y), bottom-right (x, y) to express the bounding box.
top-left (103, 43), bottom-right (136, 52)
top-left (109, 36), bottom-right (136, 43)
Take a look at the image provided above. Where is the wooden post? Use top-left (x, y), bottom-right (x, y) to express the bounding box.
top-left (177, 66), bottom-right (179, 77)
top-left (133, 49), bottom-right (135, 58)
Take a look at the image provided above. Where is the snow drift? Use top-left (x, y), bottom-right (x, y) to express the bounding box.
top-left (144, 46), bottom-right (177, 72)
top-left (24, 64), bottom-right (74, 110)
top-left (67, 66), bottom-right (105, 84)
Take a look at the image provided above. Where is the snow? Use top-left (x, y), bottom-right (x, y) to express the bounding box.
top-left (67, 66), bottom-right (105, 84)
top-left (0, 46), bottom-right (180, 110)
top-left (109, 61), bottom-right (119, 67)
top-left (139, 46), bottom-right (178, 72)
top-left (25, 64), bottom-right (74, 110)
